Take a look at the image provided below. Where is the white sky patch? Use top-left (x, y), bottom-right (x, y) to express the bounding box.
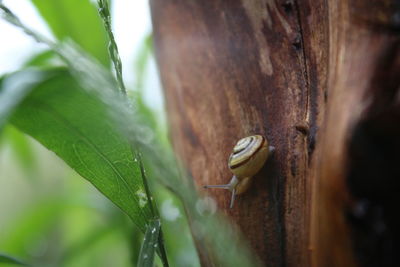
top-left (0, 0), bottom-right (53, 74)
top-left (111, 0), bottom-right (151, 86)
top-left (111, 1), bottom-right (165, 114)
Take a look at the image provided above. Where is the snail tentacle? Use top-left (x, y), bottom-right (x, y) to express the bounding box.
top-left (229, 188), bottom-right (236, 209)
top-left (203, 176), bottom-right (239, 191)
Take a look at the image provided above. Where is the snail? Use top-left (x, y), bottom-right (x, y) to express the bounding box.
top-left (204, 135), bottom-right (274, 208)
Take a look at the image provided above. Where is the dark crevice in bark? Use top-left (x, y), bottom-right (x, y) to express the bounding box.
top-left (292, 0), bottom-right (317, 161)
top-left (346, 40), bottom-right (400, 267)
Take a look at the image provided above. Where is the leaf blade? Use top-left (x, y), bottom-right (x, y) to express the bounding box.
top-left (7, 69), bottom-right (153, 232)
top-left (0, 70), bottom-right (46, 130)
top-left (137, 219), bottom-right (161, 267)
top-left (0, 253), bottom-right (29, 266)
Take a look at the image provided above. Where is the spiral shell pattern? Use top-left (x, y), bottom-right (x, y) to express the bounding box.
top-left (229, 135), bottom-right (265, 168)
top-left (228, 135), bottom-right (269, 178)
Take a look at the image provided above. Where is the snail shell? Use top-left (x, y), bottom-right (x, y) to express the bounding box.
top-left (204, 135), bottom-right (273, 208)
top-left (229, 135), bottom-right (270, 180)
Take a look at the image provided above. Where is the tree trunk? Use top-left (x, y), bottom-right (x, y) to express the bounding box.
top-left (150, 0), bottom-right (400, 266)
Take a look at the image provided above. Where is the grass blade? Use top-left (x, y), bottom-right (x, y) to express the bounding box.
top-left (0, 70), bottom-right (45, 130)
top-left (1, 5), bottom-right (170, 265)
top-left (137, 219), bottom-right (161, 267)
top-left (96, 0), bottom-right (126, 94)
top-left (137, 153), bottom-right (169, 267)
top-left (0, 253), bottom-right (29, 266)
top-left (4, 69), bottom-right (153, 232)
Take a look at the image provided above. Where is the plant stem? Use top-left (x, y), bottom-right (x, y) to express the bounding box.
top-left (96, 0), bottom-right (127, 95)
top-left (157, 229), bottom-right (170, 267)
top-left (137, 151), bottom-right (170, 266)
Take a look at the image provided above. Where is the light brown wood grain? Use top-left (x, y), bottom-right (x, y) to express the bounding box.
top-left (150, 0), bottom-right (400, 266)
top-left (311, 1), bottom-right (400, 266)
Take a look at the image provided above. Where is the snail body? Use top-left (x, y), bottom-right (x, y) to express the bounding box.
top-left (204, 135), bottom-right (274, 208)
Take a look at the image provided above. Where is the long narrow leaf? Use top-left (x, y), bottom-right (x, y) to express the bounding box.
top-left (96, 0), bottom-right (126, 94)
top-left (137, 153), bottom-right (169, 267)
top-left (5, 69), bottom-right (153, 233)
top-left (0, 70), bottom-right (45, 130)
top-left (1, 6), bottom-right (171, 265)
top-left (0, 253), bottom-right (29, 266)
top-left (137, 219), bottom-right (161, 267)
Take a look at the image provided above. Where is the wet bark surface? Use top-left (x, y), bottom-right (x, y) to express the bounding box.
top-left (150, 0), bottom-right (400, 266)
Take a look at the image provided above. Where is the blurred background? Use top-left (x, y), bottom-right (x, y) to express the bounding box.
top-left (0, 1), bottom-right (199, 266)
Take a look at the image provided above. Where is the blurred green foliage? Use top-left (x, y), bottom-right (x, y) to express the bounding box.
top-left (0, 126), bottom-right (36, 176)
top-left (0, 253), bottom-right (29, 266)
top-left (30, 0), bottom-right (110, 66)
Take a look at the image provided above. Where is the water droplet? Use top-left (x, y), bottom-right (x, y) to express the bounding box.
top-left (135, 189), bottom-right (148, 208)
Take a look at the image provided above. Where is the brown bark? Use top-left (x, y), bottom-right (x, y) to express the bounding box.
top-left (150, 0), bottom-right (400, 266)
top-left (311, 1), bottom-right (400, 267)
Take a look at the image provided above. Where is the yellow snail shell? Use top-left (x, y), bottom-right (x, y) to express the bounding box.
top-left (204, 135), bottom-right (274, 208)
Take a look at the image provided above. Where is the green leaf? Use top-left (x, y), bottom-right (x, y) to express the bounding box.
top-left (23, 50), bottom-right (58, 68)
top-left (0, 253), bottom-right (29, 266)
top-left (137, 219), bottom-right (161, 267)
top-left (97, 0), bottom-right (126, 94)
top-left (0, 70), bottom-right (47, 130)
top-left (5, 69), bottom-right (153, 233)
top-left (30, 0), bottom-right (109, 66)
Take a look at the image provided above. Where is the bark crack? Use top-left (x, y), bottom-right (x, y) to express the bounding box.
top-left (293, 0), bottom-right (311, 124)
